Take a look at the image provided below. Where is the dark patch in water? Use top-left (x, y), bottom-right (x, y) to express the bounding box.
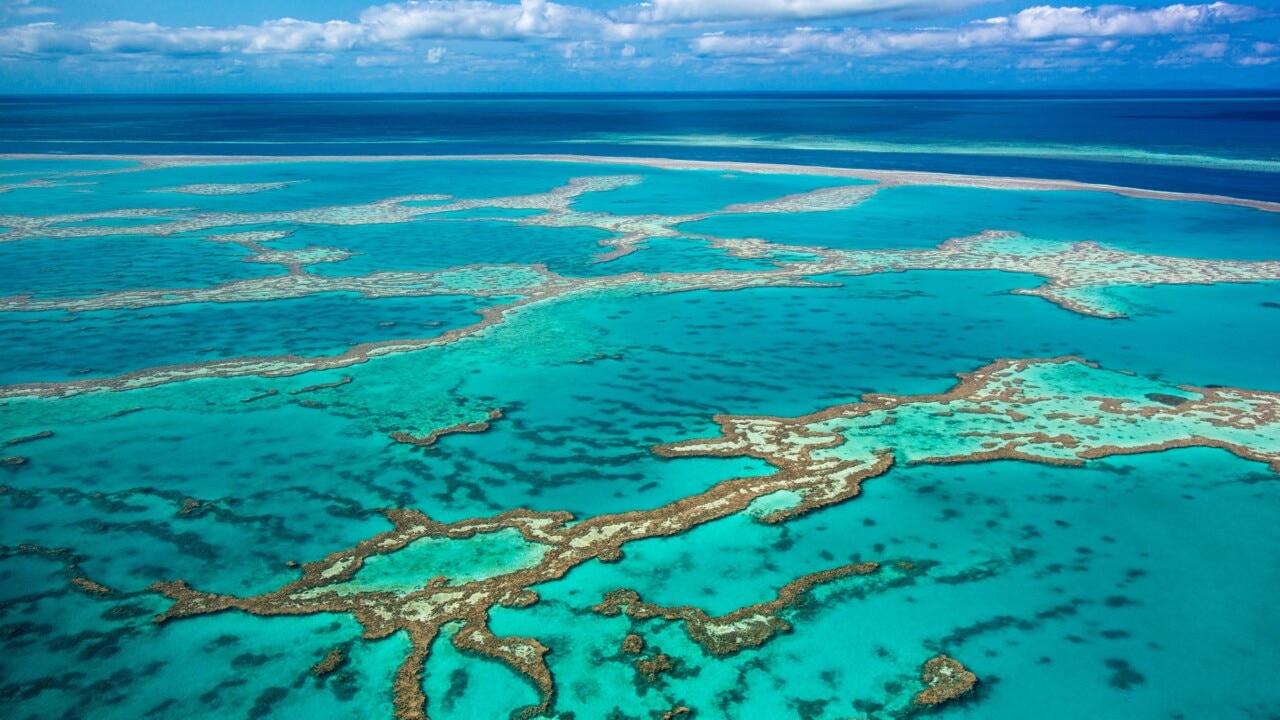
top-left (327, 670), bottom-right (358, 702)
top-left (145, 698), bottom-right (178, 717)
top-left (851, 698), bottom-right (886, 715)
top-left (204, 634), bottom-right (239, 650)
top-left (0, 621), bottom-right (53, 645)
top-left (248, 686), bottom-right (289, 720)
top-left (790, 697), bottom-right (830, 718)
top-left (1145, 393), bottom-right (1190, 407)
top-left (49, 626), bottom-right (136, 661)
top-left (1104, 658), bottom-right (1146, 690)
top-left (200, 677), bottom-right (248, 706)
top-left (233, 652), bottom-right (272, 669)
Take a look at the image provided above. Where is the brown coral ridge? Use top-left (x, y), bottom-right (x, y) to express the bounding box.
top-left (593, 563), bottom-right (880, 656)
top-left (152, 507), bottom-right (568, 720)
top-left (621, 633), bottom-right (645, 654)
top-left (913, 655), bottom-right (977, 707)
top-left (311, 647), bottom-right (346, 676)
top-left (634, 652), bottom-right (675, 682)
top-left (148, 440), bottom-right (901, 719)
top-left (390, 409), bottom-right (505, 449)
top-left (656, 356), bottom-right (1280, 478)
top-left (290, 376), bottom-right (354, 395)
top-left (5, 430), bottom-right (53, 446)
top-left (176, 497), bottom-right (216, 519)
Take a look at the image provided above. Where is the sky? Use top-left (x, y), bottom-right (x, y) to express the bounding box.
top-left (1, 0), bottom-right (1278, 91)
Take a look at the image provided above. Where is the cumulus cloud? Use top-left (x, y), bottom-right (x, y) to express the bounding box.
top-left (0, 0), bottom-right (647, 60)
top-left (0, 0), bottom-right (1269, 78)
top-left (359, 0), bottom-right (640, 41)
top-left (1005, 2), bottom-right (1263, 39)
top-left (0, 18), bottom-right (366, 57)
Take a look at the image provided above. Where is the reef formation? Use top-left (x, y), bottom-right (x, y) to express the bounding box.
top-left (2, 169), bottom-right (1279, 400)
top-left (913, 655), bottom-right (978, 707)
top-left (144, 357), bottom-right (1280, 719)
top-left (3, 156), bottom-right (1279, 719)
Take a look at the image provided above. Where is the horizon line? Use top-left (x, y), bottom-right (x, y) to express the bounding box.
top-left (3, 88), bottom-right (1280, 98)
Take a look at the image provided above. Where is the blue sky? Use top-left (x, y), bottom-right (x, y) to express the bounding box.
top-left (1, 0), bottom-right (1278, 91)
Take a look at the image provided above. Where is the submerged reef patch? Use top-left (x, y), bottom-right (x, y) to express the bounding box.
top-left (156, 182), bottom-right (296, 195)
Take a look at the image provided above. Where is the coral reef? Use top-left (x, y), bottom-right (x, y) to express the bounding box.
top-left (156, 182), bottom-right (294, 195)
top-left (913, 655), bottom-right (977, 707)
top-left (593, 563), bottom-right (880, 655)
top-left (140, 357), bottom-right (1280, 719)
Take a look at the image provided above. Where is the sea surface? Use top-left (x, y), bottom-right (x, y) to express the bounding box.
top-left (0, 94), bottom-right (1278, 720)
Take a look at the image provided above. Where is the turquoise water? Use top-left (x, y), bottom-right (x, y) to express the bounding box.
top-left (0, 156), bottom-right (1277, 720)
top-left (567, 168), bottom-right (864, 216)
top-left (684, 185), bottom-right (1280, 260)
top-left (302, 221), bottom-right (615, 279)
top-left (0, 293), bottom-right (497, 384)
top-left (0, 232), bottom-right (281, 298)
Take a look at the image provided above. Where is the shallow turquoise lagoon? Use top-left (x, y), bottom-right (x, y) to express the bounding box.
top-left (0, 233), bottom-right (281, 298)
top-left (0, 292), bottom-right (496, 384)
top-left (0, 160), bottom-right (600, 218)
top-left (576, 235), bottom-right (784, 276)
top-left (1, 156), bottom-right (1277, 720)
top-left (682, 184), bottom-right (1280, 260)
top-left (566, 167), bottom-right (865, 216)
top-left (301, 220), bottom-right (615, 279)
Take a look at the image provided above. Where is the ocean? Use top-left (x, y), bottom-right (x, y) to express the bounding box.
top-left (0, 93), bottom-right (1277, 720)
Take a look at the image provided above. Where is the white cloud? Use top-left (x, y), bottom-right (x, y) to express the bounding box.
top-left (1008, 2), bottom-right (1262, 39)
top-left (358, 0), bottom-right (653, 42)
top-left (1181, 39), bottom-right (1229, 56)
top-left (0, 18), bottom-right (366, 57)
top-left (612, 0), bottom-right (985, 23)
top-left (692, 2), bottom-right (1266, 58)
top-left (1, 0), bottom-right (55, 21)
top-left (0, 0), bottom-right (649, 60)
top-left (0, 0), bottom-right (1269, 77)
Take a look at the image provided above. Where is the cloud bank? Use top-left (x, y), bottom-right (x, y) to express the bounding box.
top-left (0, 1), bottom-right (1274, 87)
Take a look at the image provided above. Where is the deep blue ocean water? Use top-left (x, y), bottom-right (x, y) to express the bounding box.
top-left (0, 94), bottom-right (1277, 720)
top-left (2, 92), bottom-right (1279, 199)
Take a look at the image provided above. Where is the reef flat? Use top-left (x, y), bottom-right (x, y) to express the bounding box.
top-left (1, 156), bottom-right (1278, 720)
